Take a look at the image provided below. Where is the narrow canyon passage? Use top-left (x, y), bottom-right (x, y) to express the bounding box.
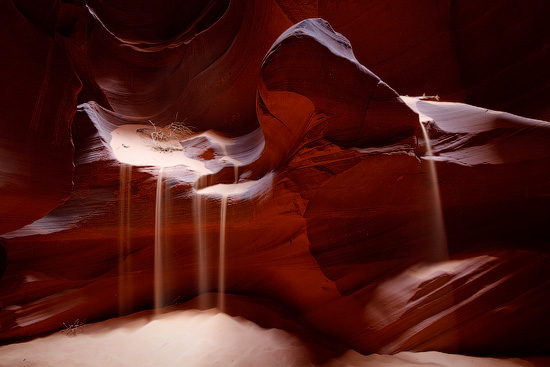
top-left (0, 1), bottom-right (549, 365)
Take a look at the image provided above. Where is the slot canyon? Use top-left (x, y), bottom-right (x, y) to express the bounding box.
top-left (0, 0), bottom-right (549, 366)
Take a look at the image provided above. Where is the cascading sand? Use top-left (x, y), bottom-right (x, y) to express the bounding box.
top-left (193, 176), bottom-right (210, 310)
top-left (218, 193), bottom-right (228, 312)
top-left (118, 163), bottom-right (133, 315)
top-left (154, 167), bottom-right (165, 313)
top-left (418, 121), bottom-right (449, 261)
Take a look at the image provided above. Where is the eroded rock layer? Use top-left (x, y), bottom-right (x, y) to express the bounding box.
top-left (1, 0), bottom-right (549, 357)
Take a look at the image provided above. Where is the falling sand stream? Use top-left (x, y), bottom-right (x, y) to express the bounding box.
top-left (118, 163), bottom-right (133, 315)
top-left (408, 97), bottom-right (458, 346)
top-left (419, 121), bottom-right (449, 261)
top-left (109, 123), bottom-right (268, 314)
top-left (194, 189), bottom-right (231, 312)
top-left (218, 193), bottom-right (228, 312)
top-left (193, 177), bottom-right (209, 310)
top-left (154, 167), bottom-right (165, 313)
top-left (217, 144), bottom-right (239, 312)
top-left (194, 142), bottom-right (240, 312)
top-left (400, 96), bottom-right (449, 261)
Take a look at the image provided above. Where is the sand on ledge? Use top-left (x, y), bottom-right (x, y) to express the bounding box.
top-left (0, 308), bottom-right (545, 367)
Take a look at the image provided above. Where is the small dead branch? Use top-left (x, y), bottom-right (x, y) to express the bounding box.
top-left (136, 115), bottom-right (195, 152)
top-left (63, 319), bottom-right (85, 336)
top-left (419, 94), bottom-right (440, 101)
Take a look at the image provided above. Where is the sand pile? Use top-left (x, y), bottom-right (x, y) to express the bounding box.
top-left (0, 309), bottom-right (544, 367)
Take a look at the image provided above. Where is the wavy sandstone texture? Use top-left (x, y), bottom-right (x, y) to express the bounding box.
top-left (1, 0), bottom-right (549, 358)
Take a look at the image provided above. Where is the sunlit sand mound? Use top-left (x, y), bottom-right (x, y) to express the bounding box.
top-left (0, 309), bottom-right (545, 367)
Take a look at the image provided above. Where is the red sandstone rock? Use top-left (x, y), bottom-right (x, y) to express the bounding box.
top-left (0, 239), bottom-right (6, 281)
top-left (364, 251), bottom-right (550, 354)
top-left (0, 0), bottom-right (549, 359)
top-left (0, 0), bottom-right (80, 234)
top-left (259, 19), bottom-right (418, 148)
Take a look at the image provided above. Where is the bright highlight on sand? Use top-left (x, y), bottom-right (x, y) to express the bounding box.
top-left (109, 124), bottom-right (211, 172)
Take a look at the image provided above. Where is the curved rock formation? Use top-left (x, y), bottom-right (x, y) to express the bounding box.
top-left (258, 19), bottom-right (417, 162)
top-left (1, 0), bottom-right (549, 359)
top-left (0, 0), bottom-right (80, 234)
